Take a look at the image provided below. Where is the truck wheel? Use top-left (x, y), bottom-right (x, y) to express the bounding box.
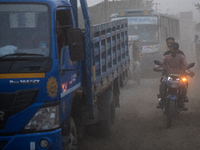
top-left (85, 123), bottom-right (99, 137)
top-left (98, 90), bottom-right (116, 137)
top-left (65, 117), bottom-right (78, 150)
top-left (85, 90), bottom-right (116, 137)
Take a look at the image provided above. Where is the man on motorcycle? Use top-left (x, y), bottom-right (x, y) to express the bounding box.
top-left (163, 37), bottom-right (185, 57)
top-left (157, 37), bottom-right (186, 102)
top-left (154, 42), bottom-right (195, 111)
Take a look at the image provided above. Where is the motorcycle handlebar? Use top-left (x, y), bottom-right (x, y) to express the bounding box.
top-left (153, 69), bottom-right (194, 77)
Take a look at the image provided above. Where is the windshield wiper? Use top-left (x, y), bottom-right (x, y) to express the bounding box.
top-left (0, 53), bottom-right (45, 58)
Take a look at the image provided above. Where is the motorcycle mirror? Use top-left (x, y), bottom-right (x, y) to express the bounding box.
top-left (186, 63), bottom-right (195, 69)
top-left (154, 60), bottom-right (162, 66)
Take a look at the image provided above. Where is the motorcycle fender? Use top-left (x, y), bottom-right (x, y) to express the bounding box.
top-left (167, 95), bottom-right (178, 101)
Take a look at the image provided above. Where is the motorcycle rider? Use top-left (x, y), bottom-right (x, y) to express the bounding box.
top-left (154, 42), bottom-right (195, 111)
top-left (157, 37), bottom-right (187, 101)
top-left (163, 37), bottom-right (185, 57)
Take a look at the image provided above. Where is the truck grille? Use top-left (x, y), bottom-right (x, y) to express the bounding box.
top-left (0, 141), bottom-right (8, 150)
top-left (0, 88), bottom-right (39, 130)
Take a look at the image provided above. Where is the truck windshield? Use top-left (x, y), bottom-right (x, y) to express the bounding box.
top-left (128, 24), bottom-right (158, 44)
top-left (0, 4), bottom-right (50, 58)
top-left (111, 16), bottom-right (159, 45)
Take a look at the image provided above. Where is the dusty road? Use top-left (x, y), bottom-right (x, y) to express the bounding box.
top-left (78, 43), bottom-right (200, 150)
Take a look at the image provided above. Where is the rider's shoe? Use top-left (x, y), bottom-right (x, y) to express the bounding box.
top-left (183, 96), bottom-right (189, 103)
top-left (182, 103), bottom-right (188, 111)
top-left (156, 104), bottom-right (162, 109)
top-left (156, 98), bottom-right (162, 109)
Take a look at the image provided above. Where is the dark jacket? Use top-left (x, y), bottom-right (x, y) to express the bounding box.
top-left (163, 50), bottom-right (185, 56)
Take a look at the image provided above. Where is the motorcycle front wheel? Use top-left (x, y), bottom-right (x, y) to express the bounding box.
top-left (166, 100), bottom-right (175, 128)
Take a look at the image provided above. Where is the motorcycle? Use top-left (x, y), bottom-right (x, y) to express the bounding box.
top-left (154, 60), bottom-right (195, 128)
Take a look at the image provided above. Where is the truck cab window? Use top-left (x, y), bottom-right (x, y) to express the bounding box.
top-left (56, 9), bottom-right (73, 56)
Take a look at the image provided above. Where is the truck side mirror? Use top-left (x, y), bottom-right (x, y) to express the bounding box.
top-left (67, 28), bottom-right (84, 61)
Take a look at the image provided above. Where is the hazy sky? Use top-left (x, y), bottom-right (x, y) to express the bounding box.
top-left (86, 0), bottom-right (200, 22)
top-left (153, 0), bottom-right (200, 21)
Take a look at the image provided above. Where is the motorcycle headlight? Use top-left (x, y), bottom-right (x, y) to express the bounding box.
top-left (24, 104), bottom-right (60, 131)
top-left (168, 77), bottom-right (179, 88)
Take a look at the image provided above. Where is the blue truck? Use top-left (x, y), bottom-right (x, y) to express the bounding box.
top-left (0, 0), bottom-right (130, 149)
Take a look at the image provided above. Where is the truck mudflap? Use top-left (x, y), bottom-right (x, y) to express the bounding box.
top-left (0, 129), bottom-right (62, 150)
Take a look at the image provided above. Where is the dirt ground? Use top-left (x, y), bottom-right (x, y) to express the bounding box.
top-left (78, 41), bottom-right (200, 150)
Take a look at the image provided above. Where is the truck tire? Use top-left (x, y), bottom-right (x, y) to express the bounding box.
top-left (98, 89), bottom-right (116, 137)
top-left (64, 117), bottom-right (78, 150)
top-left (85, 89), bottom-right (116, 137)
top-left (85, 123), bottom-right (99, 137)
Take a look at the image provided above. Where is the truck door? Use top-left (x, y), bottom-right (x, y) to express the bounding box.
top-left (56, 8), bottom-right (81, 121)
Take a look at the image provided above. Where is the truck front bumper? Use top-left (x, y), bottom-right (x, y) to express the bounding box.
top-left (0, 128), bottom-right (63, 150)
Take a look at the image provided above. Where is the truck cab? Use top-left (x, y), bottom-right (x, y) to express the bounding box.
top-left (0, 0), bottom-right (130, 149)
top-left (0, 1), bottom-right (84, 149)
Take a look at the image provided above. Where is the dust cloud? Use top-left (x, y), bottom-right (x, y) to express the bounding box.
top-left (78, 1), bottom-right (200, 150)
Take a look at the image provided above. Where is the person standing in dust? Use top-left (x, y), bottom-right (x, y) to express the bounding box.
top-left (194, 35), bottom-right (200, 66)
top-left (130, 39), bottom-right (141, 84)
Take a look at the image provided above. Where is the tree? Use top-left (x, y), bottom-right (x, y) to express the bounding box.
top-left (195, 3), bottom-right (200, 11)
top-left (78, 0), bottom-right (154, 25)
top-left (128, 0), bottom-right (146, 9)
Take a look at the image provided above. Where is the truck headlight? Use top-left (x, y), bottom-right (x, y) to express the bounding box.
top-left (24, 104), bottom-right (60, 131)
